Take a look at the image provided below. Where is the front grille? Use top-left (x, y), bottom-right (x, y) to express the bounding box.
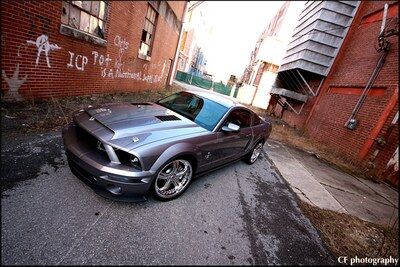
top-left (155, 115), bottom-right (181, 121)
top-left (68, 158), bottom-right (96, 184)
top-left (75, 125), bottom-right (109, 162)
top-left (75, 125), bottom-right (98, 149)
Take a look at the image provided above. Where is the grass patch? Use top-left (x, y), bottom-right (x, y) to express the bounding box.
top-left (300, 202), bottom-right (398, 259)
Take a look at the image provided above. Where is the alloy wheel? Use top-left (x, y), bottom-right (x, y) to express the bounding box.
top-left (155, 159), bottom-right (193, 199)
top-left (250, 143), bottom-right (263, 163)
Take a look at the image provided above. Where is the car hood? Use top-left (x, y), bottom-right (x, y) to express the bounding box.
top-left (73, 102), bottom-right (208, 151)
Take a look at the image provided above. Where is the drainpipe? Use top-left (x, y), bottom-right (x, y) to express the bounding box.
top-left (168, 1), bottom-right (189, 86)
top-left (344, 48), bottom-right (389, 130)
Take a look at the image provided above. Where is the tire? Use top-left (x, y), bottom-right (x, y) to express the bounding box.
top-left (243, 141), bottom-right (264, 165)
top-left (152, 158), bottom-right (193, 201)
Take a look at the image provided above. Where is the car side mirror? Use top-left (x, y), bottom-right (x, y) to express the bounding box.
top-left (222, 122), bottom-right (240, 133)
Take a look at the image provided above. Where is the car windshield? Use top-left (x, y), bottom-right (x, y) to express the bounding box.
top-left (156, 91), bottom-right (229, 131)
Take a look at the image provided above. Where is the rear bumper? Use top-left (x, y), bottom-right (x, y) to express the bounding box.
top-left (63, 123), bottom-right (154, 202)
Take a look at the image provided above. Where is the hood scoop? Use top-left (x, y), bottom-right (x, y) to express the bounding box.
top-left (131, 102), bottom-right (152, 106)
top-left (155, 115), bottom-right (181, 122)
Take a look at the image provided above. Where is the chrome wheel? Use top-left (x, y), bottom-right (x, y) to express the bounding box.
top-left (155, 159), bottom-right (193, 199)
top-left (250, 143), bottom-right (263, 163)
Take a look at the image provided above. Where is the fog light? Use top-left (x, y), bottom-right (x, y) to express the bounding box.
top-left (106, 184), bottom-right (122, 195)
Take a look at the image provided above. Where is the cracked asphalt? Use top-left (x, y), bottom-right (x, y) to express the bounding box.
top-left (1, 131), bottom-right (336, 265)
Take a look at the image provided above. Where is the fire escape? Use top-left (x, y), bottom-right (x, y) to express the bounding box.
top-left (270, 1), bottom-right (360, 114)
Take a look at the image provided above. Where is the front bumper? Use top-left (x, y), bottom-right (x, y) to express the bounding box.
top-left (62, 123), bottom-right (154, 202)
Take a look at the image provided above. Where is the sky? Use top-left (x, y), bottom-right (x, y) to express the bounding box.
top-left (192, 1), bottom-right (285, 83)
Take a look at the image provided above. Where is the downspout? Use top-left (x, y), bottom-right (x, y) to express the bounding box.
top-left (344, 48), bottom-right (389, 129)
top-left (168, 1), bottom-right (189, 86)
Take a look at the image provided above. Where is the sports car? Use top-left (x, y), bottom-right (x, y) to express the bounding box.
top-left (62, 90), bottom-right (272, 201)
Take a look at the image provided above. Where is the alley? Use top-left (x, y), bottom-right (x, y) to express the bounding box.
top-left (1, 132), bottom-right (334, 265)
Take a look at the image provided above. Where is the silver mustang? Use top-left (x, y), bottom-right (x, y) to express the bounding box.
top-left (62, 90), bottom-right (272, 201)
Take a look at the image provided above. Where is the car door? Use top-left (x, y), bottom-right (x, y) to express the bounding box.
top-left (215, 108), bottom-right (253, 165)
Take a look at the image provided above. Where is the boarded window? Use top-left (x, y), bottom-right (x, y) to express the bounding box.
top-left (61, 0), bottom-right (107, 39)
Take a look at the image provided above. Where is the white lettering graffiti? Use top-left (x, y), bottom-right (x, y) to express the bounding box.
top-left (114, 35), bottom-right (129, 70)
top-left (63, 35), bottom-right (166, 84)
top-left (92, 51), bottom-right (112, 67)
top-left (67, 51), bottom-right (88, 71)
top-left (142, 73), bottom-right (162, 83)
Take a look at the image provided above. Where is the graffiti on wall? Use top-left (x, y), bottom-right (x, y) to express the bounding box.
top-left (2, 33), bottom-right (61, 100)
top-left (67, 51), bottom-right (89, 71)
top-left (27, 34), bottom-right (61, 68)
top-left (2, 64), bottom-right (27, 100)
top-left (3, 32), bottom-right (169, 100)
top-left (114, 35), bottom-right (129, 71)
top-left (64, 34), bottom-right (166, 83)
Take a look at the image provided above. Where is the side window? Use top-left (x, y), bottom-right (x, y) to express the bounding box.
top-left (225, 109), bottom-right (252, 128)
top-left (252, 113), bottom-right (262, 126)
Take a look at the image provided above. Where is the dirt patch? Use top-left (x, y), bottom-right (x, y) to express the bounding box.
top-left (299, 201), bottom-right (398, 259)
top-left (266, 116), bottom-right (376, 181)
top-left (1, 86), bottom-right (180, 137)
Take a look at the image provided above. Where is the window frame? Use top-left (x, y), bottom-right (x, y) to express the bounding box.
top-left (252, 112), bottom-right (263, 126)
top-left (218, 108), bottom-right (253, 131)
top-left (60, 0), bottom-right (109, 45)
top-left (138, 4), bottom-right (158, 61)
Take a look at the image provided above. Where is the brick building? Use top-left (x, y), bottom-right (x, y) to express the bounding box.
top-left (269, 1), bottom-right (399, 186)
top-left (1, 1), bottom-right (187, 100)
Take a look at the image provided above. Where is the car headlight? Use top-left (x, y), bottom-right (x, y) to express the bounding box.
top-left (114, 150), bottom-right (142, 170)
top-left (130, 155), bottom-right (142, 170)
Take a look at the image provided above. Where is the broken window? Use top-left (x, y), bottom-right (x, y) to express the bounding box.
top-left (139, 4), bottom-right (157, 59)
top-left (61, 0), bottom-right (107, 39)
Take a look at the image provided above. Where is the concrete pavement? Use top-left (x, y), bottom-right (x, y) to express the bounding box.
top-left (266, 139), bottom-right (398, 227)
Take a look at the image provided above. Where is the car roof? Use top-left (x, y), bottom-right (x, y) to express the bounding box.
top-left (185, 89), bottom-right (245, 109)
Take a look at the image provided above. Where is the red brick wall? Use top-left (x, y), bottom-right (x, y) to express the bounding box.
top-left (304, 1), bottom-right (399, 177)
top-left (1, 0), bottom-right (185, 100)
top-left (372, 108), bottom-right (398, 173)
top-left (167, 1), bottom-right (186, 18)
